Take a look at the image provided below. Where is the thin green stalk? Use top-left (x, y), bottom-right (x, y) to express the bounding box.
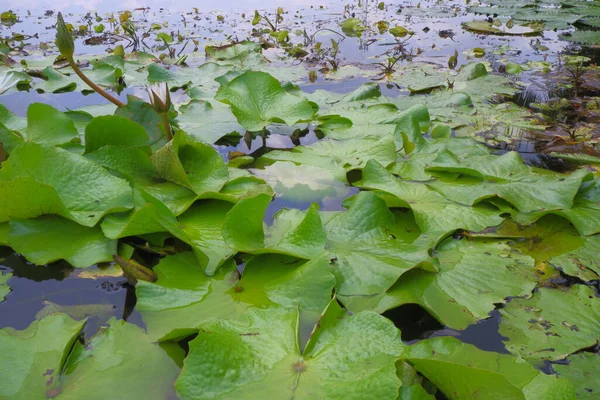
top-left (67, 57), bottom-right (125, 107)
top-left (161, 113), bottom-right (173, 141)
top-left (57, 12), bottom-right (124, 108)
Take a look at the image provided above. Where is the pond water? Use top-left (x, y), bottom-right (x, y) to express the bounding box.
top-left (1, 0), bottom-right (599, 395)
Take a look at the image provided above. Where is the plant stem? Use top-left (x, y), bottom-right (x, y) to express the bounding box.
top-left (161, 113), bottom-right (173, 141)
top-left (67, 57), bottom-right (125, 107)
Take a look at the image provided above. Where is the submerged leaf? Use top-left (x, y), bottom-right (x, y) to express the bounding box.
top-left (113, 254), bottom-right (157, 284)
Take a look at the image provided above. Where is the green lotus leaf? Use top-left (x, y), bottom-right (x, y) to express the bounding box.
top-left (68, 55), bottom-right (143, 88)
top-left (84, 115), bottom-right (150, 154)
top-left (499, 285), bottom-right (600, 361)
top-left (205, 41), bottom-right (262, 60)
top-left (322, 191), bottom-right (435, 296)
top-left (462, 20), bottom-right (543, 36)
top-left (0, 313), bottom-right (85, 399)
top-left (549, 236), bottom-right (600, 281)
top-left (469, 4), bottom-right (582, 30)
top-left (553, 353), bottom-right (600, 399)
top-left (426, 151), bottom-right (591, 213)
top-left (114, 95), bottom-right (168, 149)
top-left (514, 177), bottom-right (600, 236)
top-left (176, 300), bottom-right (404, 399)
top-left (223, 192), bottom-right (326, 259)
top-left (0, 223), bottom-right (7, 245)
top-left (341, 236), bottom-right (537, 330)
top-left (470, 215), bottom-right (585, 262)
top-left (0, 272), bottom-right (11, 302)
top-left (559, 30), bottom-right (600, 45)
top-left (147, 63), bottom-right (193, 89)
top-left (310, 102), bottom-right (404, 140)
top-left (391, 136), bottom-right (490, 181)
top-left (178, 200), bottom-right (236, 275)
top-left (340, 17), bottom-right (366, 37)
top-left (150, 130), bottom-right (229, 195)
top-left (7, 215), bottom-right (116, 267)
top-left (135, 254), bottom-right (245, 341)
top-left (0, 70), bottom-right (30, 94)
top-left (340, 82), bottom-right (382, 102)
top-left (35, 67), bottom-right (77, 93)
top-left (215, 71), bottom-right (315, 131)
top-left (391, 63), bottom-right (447, 93)
top-left (505, 62), bottom-right (524, 74)
top-left (85, 145), bottom-right (196, 216)
top-left (241, 253), bottom-right (335, 314)
top-left (55, 318), bottom-right (180, 399)
top-left (136, 252), bottom-right (331, 341)
top-left (257, 135), bottom-right (397, 182)
top-left (470, 214), bottom-right (600, 280)
top-left (176, 99), bottom-right (244, 144)
top-left (1, 103), bottom-right (79, 150)
top-left (100, 185), bottom-right (187, 241)
top-left (0, 103), bottom-right (26, 131)
top-left (223, 187), bottom-right (433, 296)
top-left (457, 62), bottom-right (488, 80)
top-left (0, 177), bottom-right (67, 222)
top-left (0, 142), bottom-right (133, 226)
top-left (358, 160), bottom-right (504, 236)
top-left (405, 336), bottom-right (575, 400)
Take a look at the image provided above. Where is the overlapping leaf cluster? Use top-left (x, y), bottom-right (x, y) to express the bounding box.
top-left (1, 47), bottom-right (599, 398)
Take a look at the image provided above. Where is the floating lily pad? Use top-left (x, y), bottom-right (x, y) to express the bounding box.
top-left (176, 300), bottom-right (404, 399)
top-left (426, 151), bottom-right (590, 213)
top-left (56, 318), bottom-right (180, 399)
top-left (405, 336), bottom-right (575, 399)
top-left (7, 215), bottom-right (116, 267)
top-left (0, 142), bottom-right (133, 227)
top-left (499, 285), bottom-right (600, 361)
top-left (215, 71), bottom-right (315, 131)
top-left (358, 160), bottom-right (504, 237)
top-left (462, 20), bottom-right (543, 36)
top-left (341, 237), bottom-right (537, 330)
top-left (554, 353), bottom-right (600, 399)
top-left (257, 135), bottom-right (397, 182)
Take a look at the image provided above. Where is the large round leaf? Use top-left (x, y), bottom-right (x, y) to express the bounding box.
top-left (176, 301), bottom-right (404, 399)
top-left (215, 71), bottom-right (315, 131)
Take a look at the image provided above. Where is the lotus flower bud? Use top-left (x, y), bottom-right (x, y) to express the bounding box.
top-left (147, 82), bottom-right (172, 114)
top-left (56, 13), bottom-right (75, 60)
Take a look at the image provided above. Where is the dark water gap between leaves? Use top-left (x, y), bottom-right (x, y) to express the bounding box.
top-left (0, 249), bottom-right (143, 338)
top-left (383, 304), bottom-right (510, 354)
